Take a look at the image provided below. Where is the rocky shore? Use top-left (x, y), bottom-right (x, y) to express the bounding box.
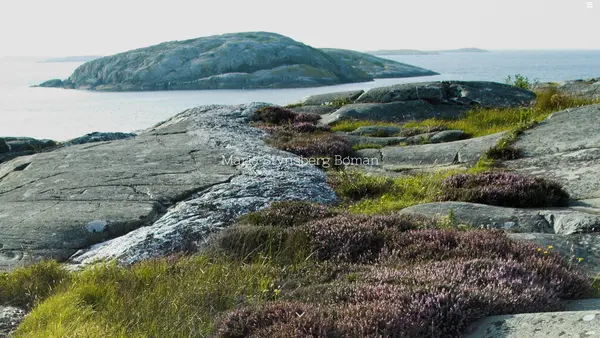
top-left (2, 78), bottom-right (600, 337)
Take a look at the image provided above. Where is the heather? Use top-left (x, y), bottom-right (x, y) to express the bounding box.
top-left (438, 171), bottom-right (570, 208)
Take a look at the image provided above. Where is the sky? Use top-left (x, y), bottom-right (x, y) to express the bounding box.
top-left (0, 0), bottom-right (598, 57)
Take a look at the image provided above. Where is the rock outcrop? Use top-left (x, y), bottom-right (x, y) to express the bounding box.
top-left (505, 104), bottom-right (600, 205)
top-left (534, 78), bottom-right (600, 100)
top-left (0, 104), bottom-right (336, 270)
top-left (64, 132), bottom-right (136, 146)
top-left (0, 137), bottom-right (57, 164)
top-left (38, 32), bottom-right (437, 91)
top-left (320, 81), bottom-right (536, 125)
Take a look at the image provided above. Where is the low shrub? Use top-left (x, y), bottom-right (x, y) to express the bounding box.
top-left (0, 260), bottom-right (70, 309)
top-left (438, 171), bottom-right (570, 208)
top-left (303, 214), bottom-right (438, 263)
top-left (327, 171), bottom-right (394, 201)
top-left (269, 131), bottom-right (354, 160)
top-left (293, 113), bottom-right (321, 124)
top-left (252, 106), bottom-right (297, 124)
top-left (237, 201), bottom-right (338, 228)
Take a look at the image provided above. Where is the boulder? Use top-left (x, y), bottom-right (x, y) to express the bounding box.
top-left (37, 32), bottom-right (437, 91)
top-left (399, 202), bottom-right (553, 233)
top-left (321, 100), bottom-right (470, 125)
top-left (534, 78), bottom-right (600, 100)
top-left (0, 306), bottom-right (25, 337)
top-left (400, 201), bottom-right (600, 234)
top-left (378, 132), bottom-right (504, 170)
top-left (64, 132), bottom-right (136, 146)
top-left (428, 130), bottom-right (466, 143)
top-left (345, 135), bottom-right (406, 147)
top-left (0, 139), bottom-right (8, 154)
top-left (464, 309), bottom-right (600, 338)
top-left (349, 126), bottom-right (402, 137)
top-left (289, 105), bottom-right (337, 115)
top-left (505, 105), bottom-right (600, 201)
top-left (356, 81), bottom-right (536, 107)
top-left (300, 90), bottom-right (364, 106)
top-left (0, 104), bottom-right (337, 270)
top-left (2, 137), bottom-right (56, 153)
top-left (509, 233), bottom-right (600, 277)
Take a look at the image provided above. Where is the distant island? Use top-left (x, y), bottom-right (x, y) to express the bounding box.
top-left (40, 56), bottom-right (103, 63)
top-left (366, 49), bottom-right (439, 56)
top-left (37, 32), bottom-right (438, 91)
top-left (368, 48), bottom-right (489, 56)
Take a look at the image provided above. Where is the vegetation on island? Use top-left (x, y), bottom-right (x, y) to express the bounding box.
top-left (3, 81), bottom-right (600, 337)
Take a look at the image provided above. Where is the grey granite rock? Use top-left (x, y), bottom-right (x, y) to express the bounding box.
top-left (509, 233), bottom-right (600, 277)
top-left (400, 201), bottom-right (600, 235)
top-left (0, 139), bottom-right (8, 154)
top-left (399, 202), bottom-right (553, 233)
top-left (378, 132), bottom-right (505, 170)
top-left (534, 78), bottom-right (600, 100)
top-left (300, 90), bottom-right (364, 106)
top-left (321, 100), bottom-right (469, 125)
top-left (464, 309), bottom-right (600, 338)
top-left (320, 49), bottom-right (438, 79)
top-left (289, 105), bottom-right (337, 115)
top-left (345, 135), bottom-right (406, 147)
top-left (64, 132), bottom-right (136, 146)
top-left (0, 306), bottom-right (25, 338)
top-left (505, 105), bottom-right (600, 201)
top-left (0, 137), bottom-right (58, 164)
top-left (428, 130), bottom-right (466, 143)
top-left (0, 104), bottom-right (336, 270)
top-left (38, 32), bottom-right (436, 91)
top-left (349, 126), bottom-right (402, 137)
top-left (356, 81), bottom-right (536, 107)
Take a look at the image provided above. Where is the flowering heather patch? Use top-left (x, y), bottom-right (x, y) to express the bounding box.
top-left (293, 112), bottom-right (321, 124)
top-left (273, 132), bottom-right (355, 159)
top-left (237, 201), bottom-right (338, 228)
top-left (252, 106), bottom-right (297, 124)
top-left (303, 214), bottom-right (438, 263)
top-left (438, 171), bottom-right (570, 207)
top-left (218, 254), bottom-right (592, 337)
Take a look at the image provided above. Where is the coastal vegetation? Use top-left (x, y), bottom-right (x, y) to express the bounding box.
top-left (2, 84), bottom-right (600, 337)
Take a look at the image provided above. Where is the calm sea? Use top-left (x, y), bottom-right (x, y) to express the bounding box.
top-left (1, 51), bottom-right (599, 141)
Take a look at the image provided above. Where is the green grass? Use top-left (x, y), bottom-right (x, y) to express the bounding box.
top-left (352, 143), bottom-right (384, 151)
top-left (10, 257), bottom-right (280, 338)
top-left (332, 89), bottom-right (600, 137)
top-left (330, 120), bottom-right (402, 132)
top-left (328, 170), bottom-right (461, 214)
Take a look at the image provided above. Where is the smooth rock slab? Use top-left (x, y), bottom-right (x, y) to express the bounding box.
top-left (67, 105), bottom-right (337, 266)
top-left (509, 233), bottom-right (600, 277)
top-left (534, 78), bottom-right (600, 100)
top-left (400, 202), bottom-right (600, 234)
top-left (465, 310), bottom-right (600, 338)
top-left (299, 90), bottom-right (364, 106)
top-left (356, 81), bottom-right (536, 107)
top-left (506, 105), bottom-right (600, 201)
top-left (321, 100), bottom-right (469, 125)
top-left (379, 132), bottom-right (504, 170)
top-left (0, 104), bottom-right (336, 270)
top-left (349, 126), bottom-right (402, 137)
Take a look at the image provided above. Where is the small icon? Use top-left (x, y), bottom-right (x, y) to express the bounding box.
top-left (586, 2), bottom-right (594, 8)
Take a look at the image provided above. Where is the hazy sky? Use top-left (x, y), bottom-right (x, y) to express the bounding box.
top-left (1, 0), bottom-right (598, 56)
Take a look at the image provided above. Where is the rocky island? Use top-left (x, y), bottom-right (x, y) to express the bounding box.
top-left (37, 32), bottom-right (438, 91)
top-left (3, 78), bottom-right (600, 337)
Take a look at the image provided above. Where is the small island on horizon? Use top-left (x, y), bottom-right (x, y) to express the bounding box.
top-left (368, 47), bottom-right (489, 56)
